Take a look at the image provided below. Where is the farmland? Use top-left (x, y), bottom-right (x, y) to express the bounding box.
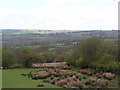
top-left (2, 68), bottom-right (119, 88)
top-left (1, 29), bottom-right (119, 89)
top-left (1, 29), bottom-right (118, 49)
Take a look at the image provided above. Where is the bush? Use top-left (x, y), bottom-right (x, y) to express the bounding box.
top-left (65, 50), bottom-right (76, 66)
top-left (75, 57), bottom-right (84, 67)
top-left (90, 54), bottom-right (118, 72)
top-left (12, 64), bottom-right (23, 68)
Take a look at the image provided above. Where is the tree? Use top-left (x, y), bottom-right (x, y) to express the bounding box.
top-left (20, 48), bottom-right (40, 67)
top-left (22, 52), bottom-right (40, 67)
top-left (65, 37), bottom-right (118, 70)
top-left (2, 47), bottom-right (15, 67)
top-left (69, 37), bottom-right (103, 67)
top-left (39, 50), bottom-right (56, 63)
top-left (65, 50), bottom-right (76, 66)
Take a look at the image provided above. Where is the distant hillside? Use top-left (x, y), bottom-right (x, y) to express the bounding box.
top-left (1, 29), bottom-right (118, 48)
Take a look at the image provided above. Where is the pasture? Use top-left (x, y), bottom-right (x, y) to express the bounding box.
top-left (2, 68), bottom-right (61, 88)
top-left (2, 68), bottom-right (119, 88)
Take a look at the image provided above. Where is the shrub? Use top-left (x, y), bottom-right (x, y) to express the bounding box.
top-left (90, 54), bottom-right (118, 72)
top-left (12, 64), bottom-right (23, 68)
top-left (75, 57), bottom-right (84, 67)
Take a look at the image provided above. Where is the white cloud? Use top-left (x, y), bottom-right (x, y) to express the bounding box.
top-left (0, 0), bottom-right (118, 30)
top-left (45, 0), bottom-right (85, 4)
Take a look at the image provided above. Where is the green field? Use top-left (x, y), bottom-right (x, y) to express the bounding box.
top-left (2, 69), bottom-right (61, 88)
top-left (15, 45), bottom-right (43, 49)
top-left (2, 68), bottom-right (119, 88)
top-left (105, 39), bottom-right (119, 41)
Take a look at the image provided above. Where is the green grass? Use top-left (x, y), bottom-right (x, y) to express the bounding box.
top-left (2, 68), bottom-right (61, 88)
top-left (2, 68), bottom-right (119, 88)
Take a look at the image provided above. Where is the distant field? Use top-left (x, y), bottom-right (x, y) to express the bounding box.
top-left (105, 39), bottom-right (119, 41)
top-left (3, 30), bottom-right (73, 35)
top-left (15, 45), bottom-right (43, 49)
top-left (2, 69), bottom-right (61, 88)
top-left (15, 43), bottom-right (68, 49)
top-left (2, 30), bottom-right (118, 49)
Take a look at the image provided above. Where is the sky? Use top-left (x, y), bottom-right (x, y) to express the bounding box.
top-left (0, 0), bottom-right (118, 30)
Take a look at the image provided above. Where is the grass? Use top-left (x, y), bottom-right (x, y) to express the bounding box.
top-left (2, 68), bottom-right (119, 88)
top-left (107, 75), bottom-right (119, 88)
top-left (2, 68), bottom-right (61, 88)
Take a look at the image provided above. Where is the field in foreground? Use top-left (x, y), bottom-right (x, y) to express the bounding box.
top-left (2, 68), bottom-right (119, 88)
top-left (2, 68), bottom-right (61, 88)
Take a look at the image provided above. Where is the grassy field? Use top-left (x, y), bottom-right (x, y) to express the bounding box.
top-left (105, 39), bottom-right (119, 41)
top-left (15, 45), bottom-right (43, 49)
top-left (2, 68), bottom-right (119, 88)
top-left (2, 68), bottom-right (61, 88)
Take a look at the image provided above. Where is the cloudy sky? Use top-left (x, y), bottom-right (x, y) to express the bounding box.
top-left (0, 0), bottom-right (118, 30)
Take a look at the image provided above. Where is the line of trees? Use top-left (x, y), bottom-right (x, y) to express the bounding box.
top-left (2, 37), bottom-right (119, 73)
top-left (2, 46), bottom-right (69, 68)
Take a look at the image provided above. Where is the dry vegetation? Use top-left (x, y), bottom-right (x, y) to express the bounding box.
top-left (22, 64), bottom-right (117, 88)
top-left (32, 62), bottom-right (70, 69)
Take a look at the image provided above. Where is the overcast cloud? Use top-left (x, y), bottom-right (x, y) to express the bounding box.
top-left (0, 0), bottom-right (118, 30)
